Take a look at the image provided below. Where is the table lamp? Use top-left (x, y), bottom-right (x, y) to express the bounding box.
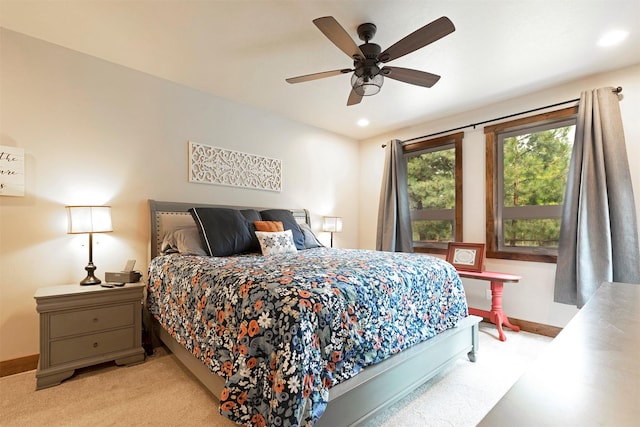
top-left (322, 216), bottom-right (342, 248)
top-left (66, 205), bottom-right (113, 285)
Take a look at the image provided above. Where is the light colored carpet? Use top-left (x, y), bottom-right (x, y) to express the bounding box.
top-left (0, 323), bottom-right (551, 426)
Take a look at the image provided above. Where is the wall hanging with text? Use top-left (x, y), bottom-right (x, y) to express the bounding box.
top-left (0, 145), bottom-right (25, 197)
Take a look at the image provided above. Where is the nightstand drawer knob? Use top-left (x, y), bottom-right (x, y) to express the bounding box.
top-left (93, 318), bottom-right (99, 323)
top-left (93, 342), bottom-right (98, 348)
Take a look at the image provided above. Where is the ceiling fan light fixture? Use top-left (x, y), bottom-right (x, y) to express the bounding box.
top-left (351, 73), bottom-right (383, 96)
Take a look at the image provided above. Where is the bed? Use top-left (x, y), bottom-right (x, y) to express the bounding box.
top-left (146, 200), bottom-right (480, 426)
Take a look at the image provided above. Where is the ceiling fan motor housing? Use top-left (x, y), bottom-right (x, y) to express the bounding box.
top-left (352, 42), bottom-right (383, 96)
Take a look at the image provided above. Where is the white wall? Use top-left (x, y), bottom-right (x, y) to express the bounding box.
top-left (359, 63), bottom-right (640, 328)
top-left (0, 29), bottom-right (359, 361)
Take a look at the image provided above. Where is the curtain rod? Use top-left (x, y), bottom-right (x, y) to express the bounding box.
top-left (382, 86), bottom-right (622, 147)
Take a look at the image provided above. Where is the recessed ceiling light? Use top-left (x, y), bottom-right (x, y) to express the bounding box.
top-left (597, 30), bottom-right (629, 47)
top-left (357, 118), bottom-right (370, 127)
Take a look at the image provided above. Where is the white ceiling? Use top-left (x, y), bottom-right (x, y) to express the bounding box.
top-left (1, 0), bottom-right (639, 140)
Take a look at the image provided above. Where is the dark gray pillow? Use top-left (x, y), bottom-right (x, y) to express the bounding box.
top-left (240, 209), bottom-right (261, 222)
top-left (260, 209), bottom-right (305, 250)
top-left (189, 207), bottom-right (258, 256)
top-left (240, 209), bottom-right (262, 241)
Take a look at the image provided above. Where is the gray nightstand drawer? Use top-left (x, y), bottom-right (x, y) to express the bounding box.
top-left (50, 304), bottom-right (134, 338)
top-left (50, 327), bottom-right (135, 366)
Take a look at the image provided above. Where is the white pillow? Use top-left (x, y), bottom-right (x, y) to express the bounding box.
top-left (255, 230), bottom-right (298, 255)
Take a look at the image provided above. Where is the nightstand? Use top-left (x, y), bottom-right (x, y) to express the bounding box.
top-left (34, 282), bottom-right (145, 389)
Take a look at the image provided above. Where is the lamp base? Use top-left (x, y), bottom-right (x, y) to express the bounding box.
top-left (80, 263), bottom-right (101, 285)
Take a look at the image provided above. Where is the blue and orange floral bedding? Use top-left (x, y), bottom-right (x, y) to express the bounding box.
top-left (147, 248), bottom-right (468, 426)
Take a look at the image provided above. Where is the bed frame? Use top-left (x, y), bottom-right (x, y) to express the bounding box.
top-left (147, 199), bottom-right (481, 426)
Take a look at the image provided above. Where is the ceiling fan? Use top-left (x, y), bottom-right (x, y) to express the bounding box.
top-left (286, 16), bottom-right (455, 106)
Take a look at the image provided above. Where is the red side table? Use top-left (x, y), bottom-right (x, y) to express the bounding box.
top-left (457, 270), bottom-right (521, 341)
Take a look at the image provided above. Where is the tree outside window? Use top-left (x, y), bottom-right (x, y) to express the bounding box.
top-left (404, 132), bottom-right (463, 254)
top-left (486, 107), bottom-right (577, 262)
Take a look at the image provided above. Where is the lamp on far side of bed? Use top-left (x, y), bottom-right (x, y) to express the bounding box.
top-left (66, 205), bottom-right (112, 285)
top-left (322, 216), bottom-right (342, 248)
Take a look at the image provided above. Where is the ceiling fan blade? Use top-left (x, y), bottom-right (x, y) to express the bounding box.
top-left (347, 88), bottom-right (363, 106)
top-left (378, 16), bottom-right (455, 63)
top-left (313, 16), bottom-right (365, 60)
top-left (286, 69), bottom-right (352, 84)
top-left (381, 66), bottom-right (441, 88)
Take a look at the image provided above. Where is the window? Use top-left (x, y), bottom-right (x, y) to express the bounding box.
top-left (404, 132), bottom-right (463, 254)
top-left (485, 107), bottom-right (577, 262)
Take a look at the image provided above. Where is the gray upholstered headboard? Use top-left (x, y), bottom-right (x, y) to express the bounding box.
top-left (149, 200), bottom-right (310, 258)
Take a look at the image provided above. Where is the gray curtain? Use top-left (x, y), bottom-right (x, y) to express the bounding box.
top-left (554, 87), bottom-right (640, 307)
top-left (376, 139), bottom-right (413, 252)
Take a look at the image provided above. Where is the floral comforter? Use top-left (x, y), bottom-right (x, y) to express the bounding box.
top-left (147, 248), bottom-right (468, 426)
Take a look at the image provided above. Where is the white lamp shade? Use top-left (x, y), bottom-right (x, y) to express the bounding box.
top-left (66, 206), bottom-right (113, 234)
top-left (322, 216), bottom-right (343, 233)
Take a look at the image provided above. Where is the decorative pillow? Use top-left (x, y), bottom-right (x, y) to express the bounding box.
top-left (298, 223), bottom-right (324, 249)
top-left (160, 231), bottom-right (179, 254)
top-left (240, 209), bottom-right (261, 222)
top-left (254, 221), bottom-right (284, 232)
top-left (189, 207), bottom-right (258, 256)
top-left (255, 230), bottom-right (298, 255)
top-left (173, 227), bottom-right (208, 256)
top-left (241, 210), bottom-right (262, 247)
top-left (260, 209), bottom-right (305, 250)
top-left (160, 226), bottom-right (208, 255)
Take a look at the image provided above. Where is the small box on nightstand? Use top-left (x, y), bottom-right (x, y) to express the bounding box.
top-left (105, 271), bottom-right (142, 283)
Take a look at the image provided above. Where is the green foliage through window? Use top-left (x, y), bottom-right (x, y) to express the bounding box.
top-left (407, 147), bottom-right (455, 243)
top-left (411, 220), bottom-right (453, 243)
top-left (503, 127), bottom-right (573, 207)
top-left (503, 219), bottom-right (561, 248)
top-left (500, 125), bottom-right (574, 248)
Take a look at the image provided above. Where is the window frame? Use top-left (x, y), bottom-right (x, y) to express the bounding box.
top-left (485, 106), bottom-right (578, 263)
top-left (404, 132), bottom-right (463, 255)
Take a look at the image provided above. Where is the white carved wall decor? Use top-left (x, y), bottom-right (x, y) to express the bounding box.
top-left (188, 141), bottom-right (282, 192)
